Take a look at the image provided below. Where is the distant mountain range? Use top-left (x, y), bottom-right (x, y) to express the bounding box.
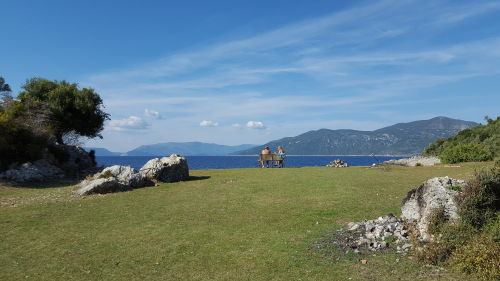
top-left (86, 117), bottom-right (478, 157)
top-left (233, 117), bottom-right (479, 156)
top-left (86, 142), bottom-right (256, 156)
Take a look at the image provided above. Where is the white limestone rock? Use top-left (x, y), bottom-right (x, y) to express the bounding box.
top-left (401, 176), bottom-right (465, 240)
top-left (139, 154), bottom-right (189, 183)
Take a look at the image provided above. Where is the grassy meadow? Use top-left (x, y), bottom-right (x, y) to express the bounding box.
top-left (0, 163), bottom-right (489, 281)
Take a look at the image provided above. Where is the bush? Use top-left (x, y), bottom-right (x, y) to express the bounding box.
top-left (0, 117), bottom-right (48, 171)
top-left (413, 167), bottom-right (499, 278)
top-left (427, 206), bottom-right (448, 236)
top-left (440, 143), bottom-right (492, 164)
top-left (98, 170), bottom-right (114, 179)
top-left (456, 167), bottom-right (500, 229)
top-left (47, 144), bottom-right (70, 164)
top-left (450, 233), bottom-right (500, 280)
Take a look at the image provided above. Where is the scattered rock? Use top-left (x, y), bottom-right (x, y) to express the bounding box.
top-left (140, 154), bottom-right (189, 183)
top-left (383, 156), bottom-right (440, 167)
top-left (326, 159), bottom-right (348, 168)
top-left (328, 213), bottom-right (411, 253)
top-left (401, 176), bottom-right (464, 241)
top-left (0, 159), bottom-right (64, 183)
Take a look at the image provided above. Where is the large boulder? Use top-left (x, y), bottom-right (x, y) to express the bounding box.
top-left (76, 177), bottom-right (130, 195)
top-left (0, 159), bottom-right (64, 183)
top-left (139, 154), bottom-right (189, 183)
top-left (97, 165), bottom-right (147, 188)
top-left (75, 165), bottom-right (149, 195)
top-left (401, 176), bottom-right (465, 240)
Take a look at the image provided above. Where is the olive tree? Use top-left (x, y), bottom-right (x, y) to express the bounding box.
top-left (19, 78), bottom-right (109, 144)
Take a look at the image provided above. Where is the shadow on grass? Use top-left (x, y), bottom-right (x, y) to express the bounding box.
top-left (185, 176), bottom-right (211, 182)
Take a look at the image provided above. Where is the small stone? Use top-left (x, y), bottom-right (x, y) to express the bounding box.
top-left (360, 259), bottom-right (368, 264)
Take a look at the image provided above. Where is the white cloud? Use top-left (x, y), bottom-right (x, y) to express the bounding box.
top-left (108, 116), bottom-right (149, 131)
top-left (144, 109), bottom-right (161, 119)
top-left (200, 120), bottom-right (219, 127)
top-left (232, 123), bottom-right (242, 128)
top-left (246, 121), bottom-right (266, 129)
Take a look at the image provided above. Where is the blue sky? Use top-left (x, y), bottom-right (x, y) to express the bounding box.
top-left (2, 0), bottom-right (500, 152)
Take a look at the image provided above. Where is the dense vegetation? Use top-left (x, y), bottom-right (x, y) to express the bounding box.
top-left (424, 116), bottom-right (500, 163)
top-left (413, 166), bottom-right (500, 280)
top-left (0, 76), bottom-right (108, 171)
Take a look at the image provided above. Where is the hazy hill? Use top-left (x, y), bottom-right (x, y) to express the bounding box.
top-left (234, 117), bottom-right (478, 155)
top-left (126, 142), bottom-right (256, 156)
top-left (84, 147), bottom-right (122, 156)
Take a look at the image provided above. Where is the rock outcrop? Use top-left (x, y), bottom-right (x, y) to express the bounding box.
top-left (139, 154), bottom-right (189, 183)
top-left (326, 159), bottom-right (348, 168)
top-left (401, 176), bottom-right (465, 240)
top-left (0, 159), bottom-right (64, 183)
top-left (383, 156), bottom-right (440, 167)
top-left (76, 154), bottom-right (189, 195)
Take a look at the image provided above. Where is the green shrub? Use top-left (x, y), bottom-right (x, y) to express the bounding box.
top-left (0, 117), bottom-right (48, 171)
top-left (427, 206), bottom-right (448, 236)
top-left (47, 144), bottom-right (70, 163)
top-left (450, 234), bottom-right (500, 280)
top-left (456, 167), bottom-right (500, 229)
top-left (448, 185), bottom-right (462, 192)
top-left (440, 143), bottom-right (492, 164)
top-left (415, 162), bottom-right (422, 166)
top-left (98, 170), bottom-right (114, 179)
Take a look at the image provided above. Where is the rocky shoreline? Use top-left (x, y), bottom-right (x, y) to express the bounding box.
top-left (383, 156), bottom-right (440, 167)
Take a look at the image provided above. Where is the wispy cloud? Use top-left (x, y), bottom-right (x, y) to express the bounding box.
top-left (108, 116), bottom-right (149, 131)
top-left (200, 120), bottom-right (219, 127)
top-left (144, 109), bottom-right (161, 119)
top-left (82, 0), bottom-right (500, 150)
top-left (246, 121), bottom-right (266, 129)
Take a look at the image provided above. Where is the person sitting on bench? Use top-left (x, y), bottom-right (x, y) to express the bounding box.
top-left (260, 146), bottom-right (271, 168)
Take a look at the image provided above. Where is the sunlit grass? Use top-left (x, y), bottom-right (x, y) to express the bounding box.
top-left (0, 163), bottom-right (488, 281)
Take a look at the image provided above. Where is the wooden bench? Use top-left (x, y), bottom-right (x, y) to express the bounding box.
top-left (258, 154), bottom-right (285, 168)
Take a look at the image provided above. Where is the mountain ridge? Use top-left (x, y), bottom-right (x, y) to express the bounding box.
top-left (234, 117), bottom-right (479, 156)
top-left (126, 142), bottom-right (256, 156)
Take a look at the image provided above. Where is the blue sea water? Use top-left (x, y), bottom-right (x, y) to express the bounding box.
top-left (95, 155), bottom-right (406, 170)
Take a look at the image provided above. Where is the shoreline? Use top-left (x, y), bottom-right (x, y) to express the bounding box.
top-left (98, 155), bottom-right (412, 157)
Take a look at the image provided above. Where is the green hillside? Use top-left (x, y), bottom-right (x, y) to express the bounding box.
top-left (424, 116), bottom-right (500, 163)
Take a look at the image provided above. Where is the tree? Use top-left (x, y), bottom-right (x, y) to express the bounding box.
top-left (19, 78), bottom-right (110, 144)
top-left (0, 76), bottom-right (11, 93)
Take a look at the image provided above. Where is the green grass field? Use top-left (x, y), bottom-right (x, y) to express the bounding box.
top-left (0, 163), bottom-right (488, 281)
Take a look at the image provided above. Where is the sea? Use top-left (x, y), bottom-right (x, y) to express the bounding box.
top-left (95, 155), bottom-right (407, 170)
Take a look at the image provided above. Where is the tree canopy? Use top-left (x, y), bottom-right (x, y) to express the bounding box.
top-left (18, 78), bottom-right (110, 144)
top-left (0, 76), bottom-right (109, 170)
top-left (0, 77), bottom-right (11, 93)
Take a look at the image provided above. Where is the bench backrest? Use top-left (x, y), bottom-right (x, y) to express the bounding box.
top-left (259, 154), bottom-right (283, 161)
